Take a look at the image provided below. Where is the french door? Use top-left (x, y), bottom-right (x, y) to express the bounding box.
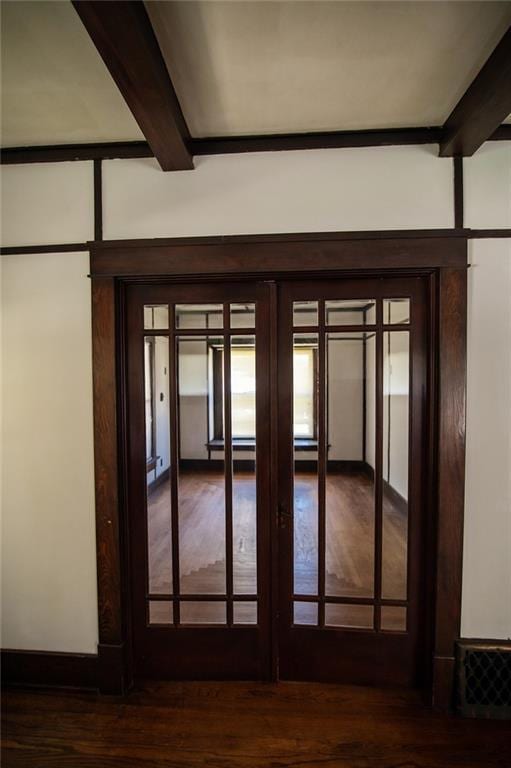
top-left (277, 278), bottom-right (428, 686)
top-left (126, 282), bottom-right (272, 678)
top-left (126, 275), bottom-right (429, 686)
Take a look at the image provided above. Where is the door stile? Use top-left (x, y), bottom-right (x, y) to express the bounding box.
top-left (374, 298), bottom-right (384, 631)
top-left (277, 285), bottom-right (294, 654)
top-left (168, 305), bottom-right (181, 625)
top-left (222, 306), bottom-right (234, 627)
top-left (317, 300), bottom-right (327, 628)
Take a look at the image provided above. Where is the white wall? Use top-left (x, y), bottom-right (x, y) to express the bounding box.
top-left (463, 143), bottom-right (511, 229)
top-left (103, 145), bottom-right (454, 239)
top-left (1, 162), bottom-right (94, 247)
top-left (1, 143), bottom-right (510, 654)
top-left (1, 251), bottom-right (97, 653)
top-left (462, 238), bottom-right (511, 639)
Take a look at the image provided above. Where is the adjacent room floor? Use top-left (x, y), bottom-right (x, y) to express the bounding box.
top-left (2, 681), bottom-right (510, 767)
top-left (148, 468), bottom-right (407, 626)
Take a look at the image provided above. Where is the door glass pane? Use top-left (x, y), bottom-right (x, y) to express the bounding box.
top-left (233, 602), bottom-right (257, 624)
top-left (175, 304), bottom-right (223, 329)
top-left (293, 301), bottom-right (318, 327)
top-left (145, 336), bottom-right (172, 595)
top-left (144, 304), bottom-right (169, 330)
top-left (381, 606), bottom-right (407, 631)
top-left (383, 299), bottom-right (410, 325)
top-left (178, 336), bottom-right (226, 595)
top-left (149, 601), bottom-right (173, 625)
top-left (180, 601), bottom-right (226, 624)
top-left (294, 601), bottom-right (318, 625)
top-left (231, 336), bottom-right (257, 594)
top-left (325, 333), bottom-right (375, 598)
top-left (382, 331), bottom-right (410, 600)
top-left (293, 333), bottom-right (318, 595)
top-left (325, 603), bottom-right (373, 629)
top-left (325, 299), bottom-right (376, 325)
top-left (230, 303), bottom-right (255, 329)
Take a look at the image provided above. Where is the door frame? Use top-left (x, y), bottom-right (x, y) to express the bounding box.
top-left (89, 231), bottom-right (467, 710)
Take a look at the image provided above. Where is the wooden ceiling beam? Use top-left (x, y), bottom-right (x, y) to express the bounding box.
top-left (72, 0), bottom-right (193, 171)
top-left (440, 27), bottom-right (511, 157)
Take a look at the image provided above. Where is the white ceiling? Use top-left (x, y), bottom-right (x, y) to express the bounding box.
top-left (0, 1), bottom-right (143, 147)
top-left (148, 1), bottom-right (511, 137)
top-left (1, 0), bottom-right (510, 148)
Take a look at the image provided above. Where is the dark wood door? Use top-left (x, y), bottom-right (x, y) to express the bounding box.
top-left (126, 282), bottom-right (272, 679)
top-left (126, 275), bottom-right (429, 686)
top-left (276, 277), bottom-right (429, 686)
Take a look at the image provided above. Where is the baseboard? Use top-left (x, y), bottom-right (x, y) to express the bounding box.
top-left (382, 479), bottom-right (408, 515)
top-left (148, 467), bottom-right (170, 494)
top-left (1, 648), bottom-right (98, 690)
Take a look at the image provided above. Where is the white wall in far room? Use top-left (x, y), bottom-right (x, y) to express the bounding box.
top-left (1, 251), bottom-right (98, 653)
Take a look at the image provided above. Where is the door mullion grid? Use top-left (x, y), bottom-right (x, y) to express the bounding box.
top-left (223, 304), bottom-right (234, 627)
top-left (374, 298), bottom-right (384, 632)
top-left (318, 300), bottom-right (326, 627)
top-left (168, 304), bottom-right (181, 625)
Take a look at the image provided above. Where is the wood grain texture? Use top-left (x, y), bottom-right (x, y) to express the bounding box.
top-left (90, 236), bottom-right (468, 278)
top-left (433, 268), bottom-right (467, 710)
top-left (3, 681), bottom-right (510, 767)
top-left (72, 1), bottom-right (192, 172)
top-left (92, 278), bottom-right (122, 647)
top-left (440, 26), bottom-right (511, 157)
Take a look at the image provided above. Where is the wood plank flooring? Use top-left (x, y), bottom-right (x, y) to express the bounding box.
top-left (3, 681), bottom-right (510, 767)
top-left (147, 469), bottom-right (406, 626)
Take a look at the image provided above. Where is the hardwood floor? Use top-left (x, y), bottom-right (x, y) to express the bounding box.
top-left (147, 468), bottom-right (406, 626)
top-left (3, 681), bottom-right (510, 767)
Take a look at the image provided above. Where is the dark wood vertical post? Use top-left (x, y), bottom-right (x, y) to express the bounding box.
top-left (93, 159), bottom-right (103, 241)
top-left (453, 158), bottom-right (464, 230)
top-left (432, 267), bottom-right (467, 710)
top-left (92, 277), bottom-right (127, 693)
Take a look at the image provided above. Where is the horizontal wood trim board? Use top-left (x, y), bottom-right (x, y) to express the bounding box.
top-left (0, 142), bottom-right (153, 164)
top-left (91, 229), bottom-right (472, 248)
top-left (1, 649), bottom-right (98, 690)
top-left (90, 237), bottom-right (468, 276)
top-left (0, 243), bottom-right (89, 255)
top-left (3, 230), bottom-right (510, 259)
top-left (1, 125), bottom-right (509, 164)
top-left (188, 127), bottom-right (443, 154)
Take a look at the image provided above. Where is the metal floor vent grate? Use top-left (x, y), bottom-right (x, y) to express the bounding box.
top-left (457, 642), bottom-right (511, 719)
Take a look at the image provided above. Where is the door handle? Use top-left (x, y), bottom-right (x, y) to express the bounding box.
top-left (278, 503), bottom-right (292, 529)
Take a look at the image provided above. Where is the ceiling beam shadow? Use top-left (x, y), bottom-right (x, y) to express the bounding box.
top-left (73, 0), bottom-right (193, 171)
top-left (440, 26), bottom-right (511, 157)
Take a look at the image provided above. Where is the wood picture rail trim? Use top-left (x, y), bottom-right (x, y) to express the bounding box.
top-left (2, 229), bottom-right (510, 258)
top-left (1, 125), bottom-right (509, 165)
